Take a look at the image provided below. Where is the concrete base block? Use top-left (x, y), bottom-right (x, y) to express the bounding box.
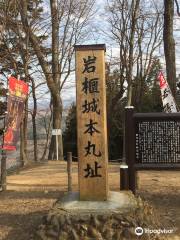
top-left (56, 191), bottom-right (137, 213)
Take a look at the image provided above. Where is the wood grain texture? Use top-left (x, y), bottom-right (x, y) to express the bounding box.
top-left (75, 46), bottom-right (109, 201)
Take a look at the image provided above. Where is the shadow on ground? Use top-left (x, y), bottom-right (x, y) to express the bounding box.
top-left (0, 190), bottom-right (63, 240)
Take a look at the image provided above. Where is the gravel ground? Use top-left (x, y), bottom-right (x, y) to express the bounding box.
top-left (0, 161), bottom-right (179, 240)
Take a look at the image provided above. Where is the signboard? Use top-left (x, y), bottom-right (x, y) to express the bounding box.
top-left (136, 120), bottom-right (180, 163)
top-left (75, 44), bottom-right (108, 201)
top-left (158, 71), bottom-right (177, 113)
top-left (52, 129), bottom-right (62, 135)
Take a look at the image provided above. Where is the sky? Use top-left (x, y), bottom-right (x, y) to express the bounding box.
top-left (60, 0), bottom-right (180, 108)
top-left (29, 0), bottom-right (180, 111)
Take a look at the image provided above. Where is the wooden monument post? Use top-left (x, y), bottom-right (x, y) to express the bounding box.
top-left (75, 44), bottom-right (108, 201)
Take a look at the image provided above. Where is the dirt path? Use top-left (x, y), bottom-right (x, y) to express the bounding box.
top-left (0, 161), bottom-right (179, 240)
top-left (137, 171), bottom-right (180, 239)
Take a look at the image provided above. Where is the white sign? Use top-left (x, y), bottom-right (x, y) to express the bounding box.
top-left (158, 71), bottom-right (177, 113)
top-left (52, 129), bottom-right (62, 135)
top-left (52, 129), bottom-right (62, 161)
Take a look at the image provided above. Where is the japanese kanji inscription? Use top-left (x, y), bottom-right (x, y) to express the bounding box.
top-left (75, 44), bottom-right (108, 201)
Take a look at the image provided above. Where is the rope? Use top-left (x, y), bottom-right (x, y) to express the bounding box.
top-left (65, 154), bottom-right (123, 162)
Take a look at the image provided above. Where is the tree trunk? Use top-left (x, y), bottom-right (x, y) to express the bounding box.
top-left (20, 0), bottom-right (63, 161)
top-left (31, 78), bottom-right (38, 162)
top-left (0, 150), bottom-right (7, 191)
top-left (32, 114), bottom-right (38, 162)
top-left (48, 0), bottom-right (63, 160)
top-left (163, 0), bottom-right (176, 98)
top-left (23, 100), bottom-right (28, 158)
top-left (126, 0), bottom-right (140, 106)
top-left (19, 97), bottom-right (28, 165)
top-left (20, 122), bottom-right (27, 166)
top-left (40, 113), bottom-right (52, 162)
top-left (48, 94), bottom-right (63, 160)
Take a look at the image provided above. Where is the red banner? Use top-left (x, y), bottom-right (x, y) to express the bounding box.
top-left (2, 76), bottom-right (28, 150)
top-left (157, 71), bottom-right (177, 113)
top-left (158, 71), bottom-right (167, 88)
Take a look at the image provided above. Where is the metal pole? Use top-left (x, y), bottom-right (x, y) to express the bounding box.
top-left (120, 164), bottom-right (129, 190)
top-left (67, 152), bottom-right (72, 192)
top-left (125, 106), bottom-right (136, 194)
top-left (0, 149), bottom-right (7, 191)
top-left (0, 114), bottom-right (7, 191)
top-left (0, 75), bottom-right (8, 191)
top-left (56, 135), bottom-right (58, 161)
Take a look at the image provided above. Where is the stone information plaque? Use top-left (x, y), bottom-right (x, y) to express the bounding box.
top-left (136, 121), bottom-right (180, 164)
top-left (75, 44), bottom-right (108, 200)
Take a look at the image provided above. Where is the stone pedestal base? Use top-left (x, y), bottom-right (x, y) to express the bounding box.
top-left (35, 191), bottom-right (162, 240)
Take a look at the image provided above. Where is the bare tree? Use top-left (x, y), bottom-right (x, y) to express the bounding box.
top-left (133, 1), bottom-right (163, 108)
top-left (0, 0), bottom-right (95, 161)
top-left (0, 0), bottom-right (41, 164)
top-left (106, 0), bottom-right (163, 107)
top-left (19, 0), bottom-right (95, 160)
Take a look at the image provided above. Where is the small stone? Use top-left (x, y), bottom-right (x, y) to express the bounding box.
top-left (90, 215), bottom-right (100, 228)
top-left (62, 224), bottom-right (72, 234)
top-left (38, 224), bottom-right (46, 231)
top-left (65, 215), bottom-right (71, 225)
top-left (35, 229), bottom-right (48, 240)
top-left (102, 221), bottom-right (112, 233)
top-left (79, 229), bottom-right (86, 238)
top-left (42, 216), bottom-right (48, 225)
top-left (98, 214), bottom-right (108, 222)
top-left (104, 218), bottom-right (113, 230)
top-left (59, 231), bottom-right (68, 240)
top-left (46, 213), bottom-right (54, 224)
top-left (78, 214), bottom-right (90, 222)
top-left (121, 221), bottom-right (130, 227)
top-left (47, 228), bottom-right (58, 238)
top-left (121, 228), bottom-right (132, 239)
top-left (70, 214), bottom-right (78, 223)
top-left (103, 228), bottom-right (113, 240)
top-left (88, 226), bottom-right (103, 239)
top-left (81, 224), bottom-right (88, 231)
top-left (111, 219), bottom-right (119, 229)
top-left (58, 215), bottom-right (66, 226)
top-left (114, 214), bottom-right (123, 221)
top-left (113, 230), bottom-right (122, 240)
top-left (71, 229), bottom-right (79, 240)
top-left (125, 216), bottom-right (136, 227)
top-left (79, 224), bottom-right (88, 238)
top-left (51, 216), bottom-right (60, 232)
